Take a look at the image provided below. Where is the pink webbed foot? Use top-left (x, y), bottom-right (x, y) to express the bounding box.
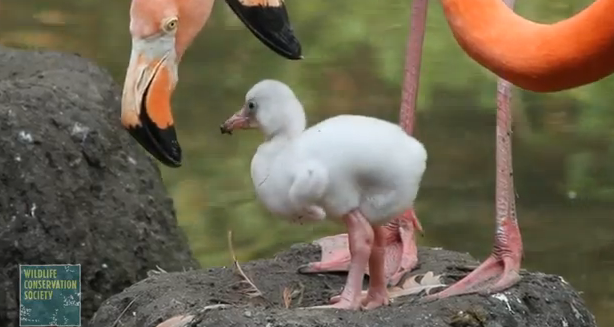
top-left (298, 209), bottom-right (423, 287)
top-left (423, 253), bottom-right (521, 302)
top-left (424, 219), bottom-right (523, 301)
top-left (327, 286), bottom-right (389, 310)
top-left (306, 292), bottom-right (389, 311)
top-left (305, 298), bottom-right (361, 310)
top-left (309, 224), bottom-right (391, 311)
top-left (361, 292), bottom-right (389, 310)
top-left (304, 296), bottom-right (388, 311)
top-left (304, 210), bottom-right (375, 311)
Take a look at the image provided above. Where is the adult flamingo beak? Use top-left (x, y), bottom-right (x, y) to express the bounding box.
top-left (121, 38), bottom-right (181, 167)
top-left (225, 0), bottom-right (302, 60)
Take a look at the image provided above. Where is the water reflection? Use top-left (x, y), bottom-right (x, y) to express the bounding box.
top-left (1, 0), bottom-right (612, 325)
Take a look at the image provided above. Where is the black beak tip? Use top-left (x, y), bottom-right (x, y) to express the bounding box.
top-left (126, 124), bottom-right (182, 168)
top-left (220, 125), bottom-right (232, 135)
top-left (279, 42), bottom-right (303, 61)
top-left (269, 42), bottom-right (302, 61)
top-left (224, 0), bottom-right (303, 60)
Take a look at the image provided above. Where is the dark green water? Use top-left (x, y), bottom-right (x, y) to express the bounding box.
top-left (1, 0), bottom-right (612, 325)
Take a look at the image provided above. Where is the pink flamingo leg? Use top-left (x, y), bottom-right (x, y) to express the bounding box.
top-left (298, 0), bottom-right (429, 287)
top-left (299, 209), bottom-right (422, 283)
top-left (307, 210), bottom-right (374, 310)
top-left (361, 226), bottom-right (390, 309)
top-left (424, 0), bottom-right (522, 300)
top-left (327, 225), bottom-right (391, 309)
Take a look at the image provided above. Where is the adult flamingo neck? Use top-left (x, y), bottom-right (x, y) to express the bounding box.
top-left (175, 0), bottom-right (214, 60)
top-left (441, 0), bottom-right (614, 92)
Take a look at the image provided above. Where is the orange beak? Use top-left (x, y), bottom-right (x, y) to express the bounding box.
top-left (121, 40), bottom-right (181, 167)
top-left (220, 107), bottom-right (256, 135)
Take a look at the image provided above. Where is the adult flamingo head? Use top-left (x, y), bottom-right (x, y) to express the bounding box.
top-left (121, 0), bottom-right (302, 167)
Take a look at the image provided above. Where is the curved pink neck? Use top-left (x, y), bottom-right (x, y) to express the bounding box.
top-left (441, 0), bottom-right (614, 92)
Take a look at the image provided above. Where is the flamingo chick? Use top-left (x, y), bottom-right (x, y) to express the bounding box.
top-left (297, 0), bottom-right (429, 288)
top-left (220, 80), bottom-right (427, 310)
top-left (121, 0), bottom-right (302, 168)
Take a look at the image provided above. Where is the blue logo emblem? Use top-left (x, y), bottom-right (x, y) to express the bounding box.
top-left (19, 264), bottom-right (81, 326)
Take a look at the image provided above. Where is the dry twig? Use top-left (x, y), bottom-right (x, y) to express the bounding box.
top-left (147, 265), bottom-right (168, 278)
top-left (227, 230), bottom-right (263, 298)
top-left (111, 294), bottom-right (140, 327)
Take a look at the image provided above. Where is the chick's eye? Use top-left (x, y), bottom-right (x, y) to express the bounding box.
top-left (247, 101), bottom-right (256, 111)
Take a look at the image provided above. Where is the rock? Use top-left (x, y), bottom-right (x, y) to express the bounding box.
top-left (0, 46), bottom-right (199, 326)
top-left (90, 243), bottom-right (596, 327)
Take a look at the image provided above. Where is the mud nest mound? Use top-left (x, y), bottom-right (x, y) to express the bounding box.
top-left (91, 243), bottom-right (596, 327)
top-left (0, 46), bottom-right (198, 326)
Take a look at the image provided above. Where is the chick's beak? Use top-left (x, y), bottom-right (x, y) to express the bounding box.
top-left (121, 43), bottom-right (181, 167)
top-left (225, 0), bottom-right (302, 60)
top-left (220, 108), bottom-right (252, 135)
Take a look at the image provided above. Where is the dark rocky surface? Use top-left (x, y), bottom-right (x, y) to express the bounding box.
top-left (91, 243), bottom-right (597, 327)
top-left (0, 46), bottom-right (199, 326)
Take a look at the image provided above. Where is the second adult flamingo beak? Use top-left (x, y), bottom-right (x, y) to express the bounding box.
top-left (225, 0), bottom-right (302, 60)
top-left (121, 38), bottom-right (181, 167)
